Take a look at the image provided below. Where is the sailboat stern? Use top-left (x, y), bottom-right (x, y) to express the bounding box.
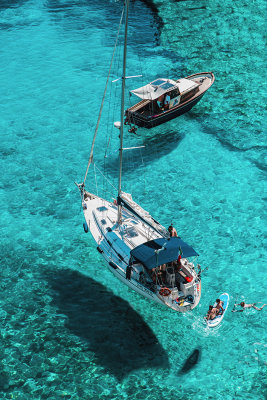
top-left (154, 264), bottom-right (201, 312)
top-left (129, 237), bottom-right (201, 312)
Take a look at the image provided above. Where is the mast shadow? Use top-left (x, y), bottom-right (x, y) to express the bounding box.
top-left (46, 269), bottom-right (170, 380)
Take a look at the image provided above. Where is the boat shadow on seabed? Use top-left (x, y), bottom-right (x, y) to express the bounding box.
top-left (102, 128), bottom-right (185, 180)
top-left (47, 269), bottom-right (170, 380)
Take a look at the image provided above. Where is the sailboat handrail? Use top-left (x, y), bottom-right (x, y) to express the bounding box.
top-left (118, 191), bottom-right (169, 237)
top-left (82, 5), bottom-right (125, 186)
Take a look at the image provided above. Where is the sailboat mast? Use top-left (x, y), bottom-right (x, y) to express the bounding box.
top-left (117, 0), bottom-right (130, 223)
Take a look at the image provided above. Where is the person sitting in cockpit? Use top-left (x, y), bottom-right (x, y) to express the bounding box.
top-left (157, 94), bottom-right (165, 110)
top-left (163, 94), bottom-right (170, 109)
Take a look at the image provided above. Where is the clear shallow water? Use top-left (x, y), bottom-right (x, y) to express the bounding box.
top-left (0, 1), bottom-right (266, 399)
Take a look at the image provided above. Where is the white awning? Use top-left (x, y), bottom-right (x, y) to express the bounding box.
top-left (131, 78), bottom-right (177, 100)
top-left (176, 78), bottom-right (198, 94)
top-left (131, 77), bottom-right (199, 100)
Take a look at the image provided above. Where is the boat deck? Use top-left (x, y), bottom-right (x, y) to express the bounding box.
top-left (83, 193), bottom-right (162, 259)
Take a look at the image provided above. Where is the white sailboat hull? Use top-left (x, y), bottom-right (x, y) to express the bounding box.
top-left (108, 265), bottom-right (164, 305)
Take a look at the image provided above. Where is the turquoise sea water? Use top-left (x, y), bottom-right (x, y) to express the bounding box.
top-left (0, 0), bottom-right (266, 399)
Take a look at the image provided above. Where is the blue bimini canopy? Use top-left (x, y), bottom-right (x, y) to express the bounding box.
top-left (130, 237), bottom-right (198, 270)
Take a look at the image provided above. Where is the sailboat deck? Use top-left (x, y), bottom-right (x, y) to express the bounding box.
top-left (83, 195), bottom-right (162, 258)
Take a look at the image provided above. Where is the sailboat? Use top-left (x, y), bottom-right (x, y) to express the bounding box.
top-left (125, 72), bottom-right (215, 129)
top-left (77, 0), bottom-right (203, 313)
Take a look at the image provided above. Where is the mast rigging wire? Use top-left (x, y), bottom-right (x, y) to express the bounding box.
top-left (83, 4), bottom-right (125, 185)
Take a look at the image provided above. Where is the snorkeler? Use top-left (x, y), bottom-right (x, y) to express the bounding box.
top-left (232, 302), bottom-right (266, 312)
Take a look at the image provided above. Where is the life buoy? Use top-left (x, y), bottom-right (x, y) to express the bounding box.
top-left (159, 287), bottom-right (171, 297)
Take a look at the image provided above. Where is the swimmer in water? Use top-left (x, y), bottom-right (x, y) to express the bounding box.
top-left (232, 301), bottom-right (266, 312)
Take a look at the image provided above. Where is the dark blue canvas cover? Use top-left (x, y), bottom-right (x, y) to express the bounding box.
top-left (130, 237), bottom-right (198, 269)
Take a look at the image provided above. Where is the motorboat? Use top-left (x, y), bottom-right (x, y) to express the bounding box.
top-left (125, 72), bottom-right (215, 129)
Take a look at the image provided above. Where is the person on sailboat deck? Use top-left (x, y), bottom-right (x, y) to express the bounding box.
top-left (159, 264), bottom-right (166, 271)
top-left (168, 224), bottom-right (178, 237)
top-left (126, 265), bottom-right (133, 280)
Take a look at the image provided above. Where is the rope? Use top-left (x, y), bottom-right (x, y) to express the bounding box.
top-left (83, 4), bottom-right (125, 185)
top-left (94, 163), bottom-right (117, 192)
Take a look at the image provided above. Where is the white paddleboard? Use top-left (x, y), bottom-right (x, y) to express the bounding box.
top-left (206, 292), bottom-right (230, 328)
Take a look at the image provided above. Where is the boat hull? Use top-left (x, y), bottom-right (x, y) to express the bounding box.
top-left (125, 72), bottom-right (215, 129)
top-left (128, 94), bottom-right (205, 128)
top-left (107, 260), bottom-right (201, 313)
top-left (107, 263), bottom-right (164, 305)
